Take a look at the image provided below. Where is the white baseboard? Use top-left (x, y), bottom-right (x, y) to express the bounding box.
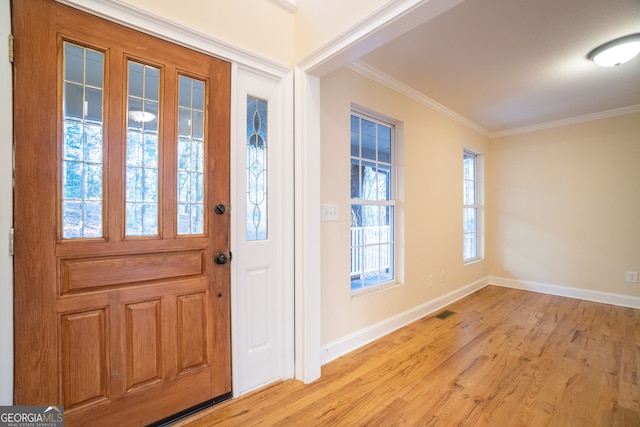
top-left (320, 276), bottom-right (490, 365)
top-left (490, 276), bottom-right (640, 309)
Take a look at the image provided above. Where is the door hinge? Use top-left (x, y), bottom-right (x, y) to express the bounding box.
top-left (9, 228), bottom-right (14, 256)
top-left (8, 34), bottom-right (14, 63)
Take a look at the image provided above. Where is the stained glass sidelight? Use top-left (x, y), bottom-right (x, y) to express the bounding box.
top-left (246, 97), bottom-right (267, 241)
top-left (126, 62), bottom-right (160, 236)
top-left (62, 42), bottom-right (104, 239)
top-left (177, 76), bottom-right (205, 235)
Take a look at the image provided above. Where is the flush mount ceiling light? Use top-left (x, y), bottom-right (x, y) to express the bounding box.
top-left (588, 33), bottom-right (640, 67)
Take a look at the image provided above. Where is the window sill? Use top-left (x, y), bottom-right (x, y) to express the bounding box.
top-left (463, 257), bottom-right (484, 266)
top-left (351, 280), bottom-right (402, 299)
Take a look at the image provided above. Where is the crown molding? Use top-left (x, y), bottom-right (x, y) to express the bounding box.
top-left (348, 61), bottom-right (640, 140)
top-left (489, 104), bottom-right (640, 138)
top-left (268, 0), bottom-right (296, 13)
top-left (347, 60), bottom-right (489, 137)
top-left (56, 0), bottom-right (290, 78)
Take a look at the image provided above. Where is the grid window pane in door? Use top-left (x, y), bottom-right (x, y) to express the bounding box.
top-left (177, 76), bottom-right (206, 235)
top-left (62, 42), bottom-right (104, 239)
top-left (126, 62), bottom-right (160, 236)
top-left (246, 96), bottom-right (267, 241)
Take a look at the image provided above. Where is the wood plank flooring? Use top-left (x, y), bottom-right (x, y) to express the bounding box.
top-left (176, 286), bottom-right (640, 426)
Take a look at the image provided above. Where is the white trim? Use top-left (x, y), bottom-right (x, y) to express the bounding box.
top-left (56, 0), bottom-right (289, 79)
top-left (489, 104), bottom-right (640, 138)
top-left (280, 71), bottom-right (296, 382)
top-left (321, 277), bottom-right (490, 365)
top-left (267, 0), bottom-right (296, 13)
top-left (0, 0), bottom-right (14, 405)
top-left (293, 66), bottom-right (322, 383)
top-left (490, 276), bottom-right (640, 309)
top-left (348, 60), bottom-right (489, 137)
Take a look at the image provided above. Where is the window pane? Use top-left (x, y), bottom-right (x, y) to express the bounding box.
top-left (246, 96), bottom-right (268, 241)
top-left (64, 82), bottom-right (83, 119)
top-left (360, 161), bottom-right (378, 200)
top-left (177, 75), bottom-right (206, 235)
top-left (62, 42), bottom-right (104, 239)
top-left (126, 61), bottom-right (160, 236)
top-left (464, 180), bottom-right (476, 205)
top-left (378, 164), bottom-right (391, 201)
top-left (85, 87), bottom-right (103, 122)
top-left (378, 124), bottom-right (391, 163)
top-left (464, 233), bottom-right (477, 260)
top-left (464, 153), bottom-right (475, 180)
top-left (350, 115), bottom-right (360, 157)
top-left (361, 119), bottom-right (376, 161)
top-left (145, 67), bottom-right (159, 101)
top-left (464, 208), bottom-right (477, 233)
top-left (64, 44), bottom-right (84, 83)
top-left (362, 206), bottom-right (379, 244)
top-left (350, 158), bottom-right (361, 199)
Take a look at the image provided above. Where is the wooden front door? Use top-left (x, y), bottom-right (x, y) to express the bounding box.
top-left (12, 1), bottom-right (231, 425)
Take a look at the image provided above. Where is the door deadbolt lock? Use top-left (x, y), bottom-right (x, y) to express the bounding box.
top-left (214, 204), bottom-right (226, 215)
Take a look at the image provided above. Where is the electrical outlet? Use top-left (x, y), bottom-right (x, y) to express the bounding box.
top-left (626, 271), bottom-right (639, 283)
top-left (321, 204), bottom-right (339, 221)
top-left (428, 274), bottom-right (433, 288)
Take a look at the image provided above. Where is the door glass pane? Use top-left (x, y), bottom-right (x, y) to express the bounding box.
top-left (126, 61), bottom-right (160, 236)
top-left (62, 42), bottom-right (104, 239)
top-left (246, 96), bottom-right (268, 241)
top-left (177, 76), bottom-right (206, 235)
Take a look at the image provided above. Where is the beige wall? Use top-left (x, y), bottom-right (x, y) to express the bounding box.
top-left (119, 0), bottom-right (295, 65)
top-left (487, 113), bottom-right (640, 297)
top-left (321, 67), bottom-right (489, 345)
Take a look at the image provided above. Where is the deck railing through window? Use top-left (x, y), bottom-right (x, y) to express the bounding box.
top-left (350, 225), bottom-right (391, 277)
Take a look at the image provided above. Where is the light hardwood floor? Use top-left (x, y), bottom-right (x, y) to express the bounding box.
top-left (177, 286), bottom-right (640, 426)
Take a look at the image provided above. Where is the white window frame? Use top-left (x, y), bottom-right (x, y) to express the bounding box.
top-left (349, 108), bottom-right (398, 294)
top-left (463, 148), bottom-right (484, 264)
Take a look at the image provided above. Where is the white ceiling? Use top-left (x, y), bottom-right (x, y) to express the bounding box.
top-left (358, 0), bottom-right (640, 135)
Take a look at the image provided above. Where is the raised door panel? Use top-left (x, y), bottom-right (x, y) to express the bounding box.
top-left (60, 309), bottom-right (109, 409)
top-left (125, 299), bottom-right (163, 392)
top-left (61, 250), bottom-right (204, 293)
top-left (177, 292), bottom-right (208, 372)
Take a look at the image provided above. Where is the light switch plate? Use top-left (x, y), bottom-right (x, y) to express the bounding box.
top-left (321, 204), bottom-right (339, 221)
